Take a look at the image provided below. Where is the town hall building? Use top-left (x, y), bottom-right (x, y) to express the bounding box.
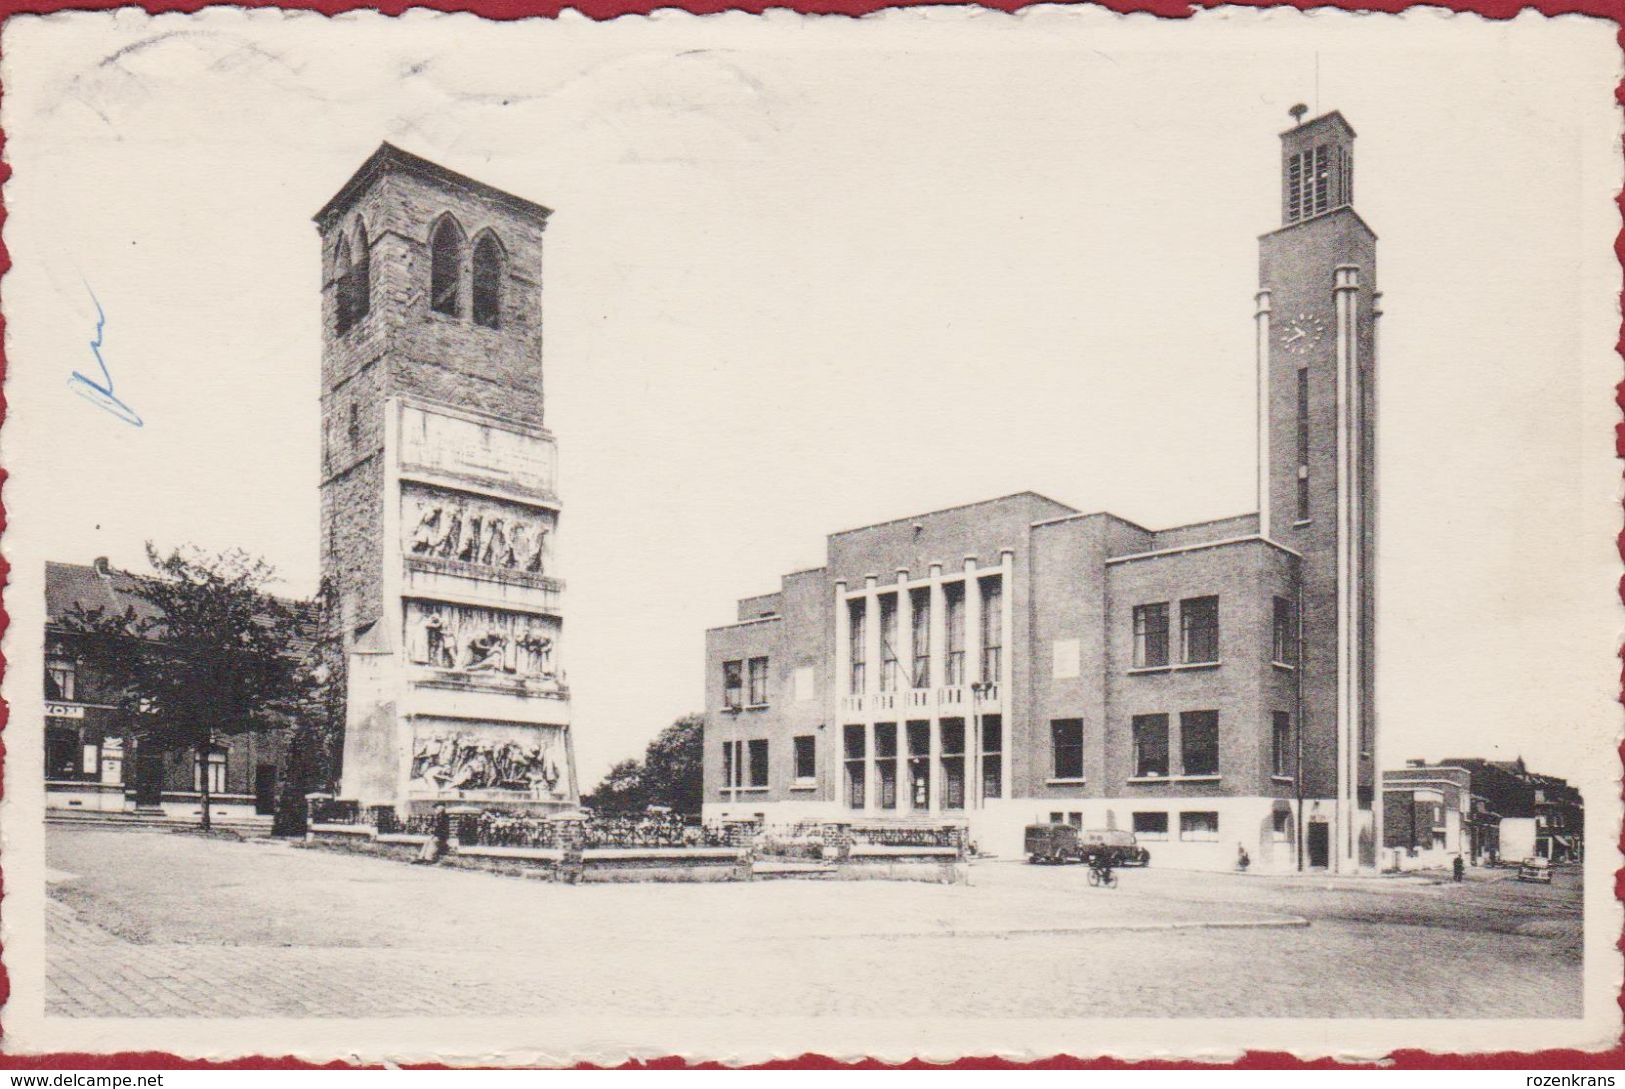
top-left (702, 109), bottom-right (1381, 872)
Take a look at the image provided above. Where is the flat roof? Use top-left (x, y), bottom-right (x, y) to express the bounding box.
top-left (829, 491), bottom-right (1078, 540)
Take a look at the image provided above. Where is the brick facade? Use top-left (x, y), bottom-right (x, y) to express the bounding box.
top-left (702, 111), bottom-right (1381, 872)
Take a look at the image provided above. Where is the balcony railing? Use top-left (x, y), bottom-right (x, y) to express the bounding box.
top-left (906, 688), bottom-right (933, 710)
top-left (841, 694), bottom-right (866, 716)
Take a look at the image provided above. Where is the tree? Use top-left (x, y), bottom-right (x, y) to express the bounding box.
top-left (584, 713), bottom-right (704, 816)
top-left (62, 544), bottom-right (311, 831)
top-left (274, 576), bottom-right (348, 835)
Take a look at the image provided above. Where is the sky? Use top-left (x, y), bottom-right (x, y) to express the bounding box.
top-left (1, 6), bottom-right (1618, 791)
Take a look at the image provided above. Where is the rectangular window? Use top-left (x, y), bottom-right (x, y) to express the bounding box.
top-left (940, 718), bottom-right (966, 809)
top-left (844, 725), bottom-right (866, 810)
top-left (194, 750), bottom-right (227, 794)
top-left (1272, 597), bottom-right (1297, 665)
top-left (980, 576), bottom-right (1003, 683)
top-left (981, 714), bottom-right (1003, 799)
top-left (722, 660), bottom-right (743, 709)
top-left (1068, 812), bottom-right (1083, 829)
top-left (1049, 811), bottom-right (1064, 825)
top-left (747, 656), bottom-right (769, 706)
top-left (45, 652), bottom-right (77, 701)
top-left (1286, 150), bottom-right (1303, 222)
top-left (1132, 714), bottom-right (1169, 778)
top-left (875, 723), bottom-right (898, 809)
top-left (1133, 603), bottom-right (1170, 669)
top-left (45, 727), bottom-right (79, 780)
top-left (746, 738), bottom-right (769, 788)
top-left (1296, 368), bottom-right (1311, 521)
top-left (944, 583), bottom-right (966, 685)
top-left (1180, 710), bottom-right (1220, 776)
top-left (879, 595), bottom-right (899, 693)
top-left (1133, 812), bottom-right (1169, 841)
top-left (848, 600), bottom-right (866, 695)
top-left (1179, 596), bottom-right (1219, 664)
top-left (1050, 718), bottom-right (1084, 780)
top-left (793, 735), bottom-right (816, 782)
top-left (721, 740), bottom-right (742, 791)
top-left (907, 721), bottom-right (931, 809)
top-left (1272, 712), bottom-right (1293, 778)
top-left (1180, 811), bottom-right (1220, 842)
top-left (1313, 144), bottom-right (1330, 214)
top-left (910, 588), bottom-right (931, 688)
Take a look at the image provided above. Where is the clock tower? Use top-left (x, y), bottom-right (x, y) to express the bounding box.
top-left (1256, 110), bottom-right (1379, 871)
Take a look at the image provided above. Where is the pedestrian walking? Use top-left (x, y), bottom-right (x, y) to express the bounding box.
top-left (1452, 854), bottom-right (1465, 883)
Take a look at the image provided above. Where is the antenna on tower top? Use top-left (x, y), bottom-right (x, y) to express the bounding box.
top-left (1289, 103), bottom-right (1309, 127)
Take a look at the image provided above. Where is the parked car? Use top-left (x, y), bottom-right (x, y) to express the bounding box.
top-left (1517, 857), bottom-right (1553, 884)
top-left (1025, 822), bottom-right (1084, 864)
top-left (1080, 828), bottom-right (1152, 868)
top-left (1023, 824), bottom-right (1151, 867)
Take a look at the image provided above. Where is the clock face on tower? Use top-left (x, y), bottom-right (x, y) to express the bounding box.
top-left (1278, 311), bottom-right (1328, 356)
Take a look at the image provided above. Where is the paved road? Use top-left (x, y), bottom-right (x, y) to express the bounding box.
top-left (45, 827), bottom-right (1581, 1019)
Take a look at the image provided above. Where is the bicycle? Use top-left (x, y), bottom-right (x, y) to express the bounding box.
top-left (1086, 859), bottom-right (1119, 889)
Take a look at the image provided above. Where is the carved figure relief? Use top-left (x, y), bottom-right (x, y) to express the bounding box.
top-left (410, 730), bottom-right (565, 796)
top-left (404, 488), bottom-right (552, 576)
top-left (405, 601), bottom-right (559, 681)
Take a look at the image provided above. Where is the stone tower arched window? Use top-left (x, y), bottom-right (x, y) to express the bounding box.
top-left (333, 234), bottom-right (355, 334)
top-left (429, 215), bottom-right (466, 317)
top-left (350, 222), bottom-right (371, 325)
top-left (472, 231), bottom-right (504, 329)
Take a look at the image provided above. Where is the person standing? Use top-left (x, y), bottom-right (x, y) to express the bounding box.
top-left (417, 803), bottom-right (451, 864)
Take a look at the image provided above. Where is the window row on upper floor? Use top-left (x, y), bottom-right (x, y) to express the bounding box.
top-left (1128, 594), bottom-right (1298, 672)
top-left (1047, 710), bottom-right (1295, 783)
top-left (331, 215), bottom-right (509, 337)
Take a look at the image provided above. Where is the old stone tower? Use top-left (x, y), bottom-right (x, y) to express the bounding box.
top-left (314, 143), bottom-right (577, 814)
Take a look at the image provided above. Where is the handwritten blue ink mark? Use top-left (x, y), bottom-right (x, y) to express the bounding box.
top-left (70, 288), bottom-right (143, 427)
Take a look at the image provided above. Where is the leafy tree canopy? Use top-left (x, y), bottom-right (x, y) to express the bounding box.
top-left (584, 713), bottom-right (703, 816)
top-left (61, 544), bottom-right (317, 828)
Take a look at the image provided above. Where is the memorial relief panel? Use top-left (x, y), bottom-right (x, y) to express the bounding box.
top-left (403, 600), bottom-right (562, 682)
top-left (401, 483), bottom-right (558, 579)
top-left (408, 719), bottom-right (569, 798)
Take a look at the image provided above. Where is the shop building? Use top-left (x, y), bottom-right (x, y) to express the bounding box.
top-left (44, 558), bottom-right (294, 822)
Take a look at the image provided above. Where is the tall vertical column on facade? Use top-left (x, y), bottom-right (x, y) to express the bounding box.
top-left (833, 579), bottom-right (849, 807)
top-left (963, 558), bottom-right (982, 686)
top-left (998, 548), bottom-right (1015, 802)
top-left (1333, 264), bottom-right (1361, 871)
top-left (895, 568), bottom-right (913, 813)
top-left (1255, 288), bottom-right (1273, 535)
top-left (927, 563), bottom-right (946, 816)
top-left (962, 558), bottom-right (982, 808)
top-left (896, 568), bottom-right (913, 691)
top-left (1368, 291), bottom-right (1383, 866)
top-left (863, 575), bottom-right (881, 815)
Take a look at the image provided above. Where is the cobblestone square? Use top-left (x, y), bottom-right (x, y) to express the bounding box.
top-left (45, 827), bottom-right (1582, 1020)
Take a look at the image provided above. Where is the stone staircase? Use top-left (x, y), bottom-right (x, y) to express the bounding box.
top-left (46, 808), bottom-right (277, 837)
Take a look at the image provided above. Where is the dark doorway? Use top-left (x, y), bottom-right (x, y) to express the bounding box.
top-left (133, 748), bottom-right (165, 809)
top-left (255, 764), bottom-right (278, 815)
top-left (1307, 820), bottom-right (1330, 869)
